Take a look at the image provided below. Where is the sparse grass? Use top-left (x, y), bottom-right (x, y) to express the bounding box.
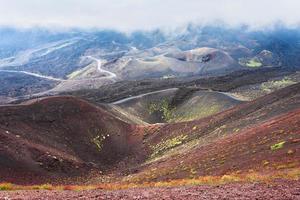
top-left (0, 168), bottom-right (299, 191)
top-left (150, 135), bottom-right (188, 159)
top-left (172, 104), bottom-right (221, 122)
top-left (0, 183), bottom-right (13, 191)
top-left (261, 77), bottom-right (296, 93)
top-left (220, 175), bottom-right (241, 182)
top-left (32, 184), bottom-right (54, 190)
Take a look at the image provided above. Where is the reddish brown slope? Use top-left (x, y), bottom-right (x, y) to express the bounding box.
top-left (0, 83), bottom-right (299, 186)
top-left (131, 108), bottom-right (300, 182)
top-left (0, 96), bottom-right (145, 184)
top-left (127, 83), bottom-right (300, 182)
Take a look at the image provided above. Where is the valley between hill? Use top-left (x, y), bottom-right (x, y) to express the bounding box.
top-left (0, 81), bottom-right (299, 199)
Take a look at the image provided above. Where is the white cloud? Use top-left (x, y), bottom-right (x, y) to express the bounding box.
top-left (0, 0), bottom-right (300, 31)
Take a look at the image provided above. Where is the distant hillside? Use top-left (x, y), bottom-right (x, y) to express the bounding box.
top-left (1, 25), bottom-right (300, 97)
top-left (105, 47), bottom-right (241, 80)
top-left (0, 71), bottom-right (59, 98)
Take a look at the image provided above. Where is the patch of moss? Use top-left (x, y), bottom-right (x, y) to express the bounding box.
top-left (247, 59), bottom-right (262, 67)
top-left (270, 141), bottom-right (286, 151)
top-left (239, 58), bottom-right (262, 68)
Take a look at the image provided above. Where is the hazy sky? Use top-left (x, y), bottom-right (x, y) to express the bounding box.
top-left (0, 0), bottom-right (300, 31)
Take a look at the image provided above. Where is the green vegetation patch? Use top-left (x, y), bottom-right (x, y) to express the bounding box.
top-left (239, 58), bottom-right (262, 68)
top-left (148, 99), bottom-right (174, 121)
top-left (172, 104), bottom-right (221, 122)
top-left (261, 77), bottom-right (296, 93)
top-left (150, 135), bottom-right (188, 159)
top-left (270, 141), bottom-right (286, 151)
top-left (246, 59), bottom-right (262, 67)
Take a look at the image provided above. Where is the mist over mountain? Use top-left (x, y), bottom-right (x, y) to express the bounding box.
top-left (1, 0), bottom-right (300, 30)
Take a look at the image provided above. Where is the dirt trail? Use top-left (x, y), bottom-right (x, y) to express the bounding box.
top-left (86, 56), bottom-right (117, 79)
top-left (0, 70), bottom-right (64, 82)
top-left (111, 88), bottom-right (178, 104)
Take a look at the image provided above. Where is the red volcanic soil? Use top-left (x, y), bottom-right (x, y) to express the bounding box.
top-left (0, 180), bottom-right (299, 200)
top-left (127, 108), bottom-right (300, 182)
top-left (0, 82), bottom-right (299, 196)
top-left (128, 83), bottom-right (300, 182)
top-left (0, 96), bottom-right (146, 184)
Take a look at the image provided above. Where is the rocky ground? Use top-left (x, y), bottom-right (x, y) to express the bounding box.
top-left (0, 180), bottom-right (299, 200)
